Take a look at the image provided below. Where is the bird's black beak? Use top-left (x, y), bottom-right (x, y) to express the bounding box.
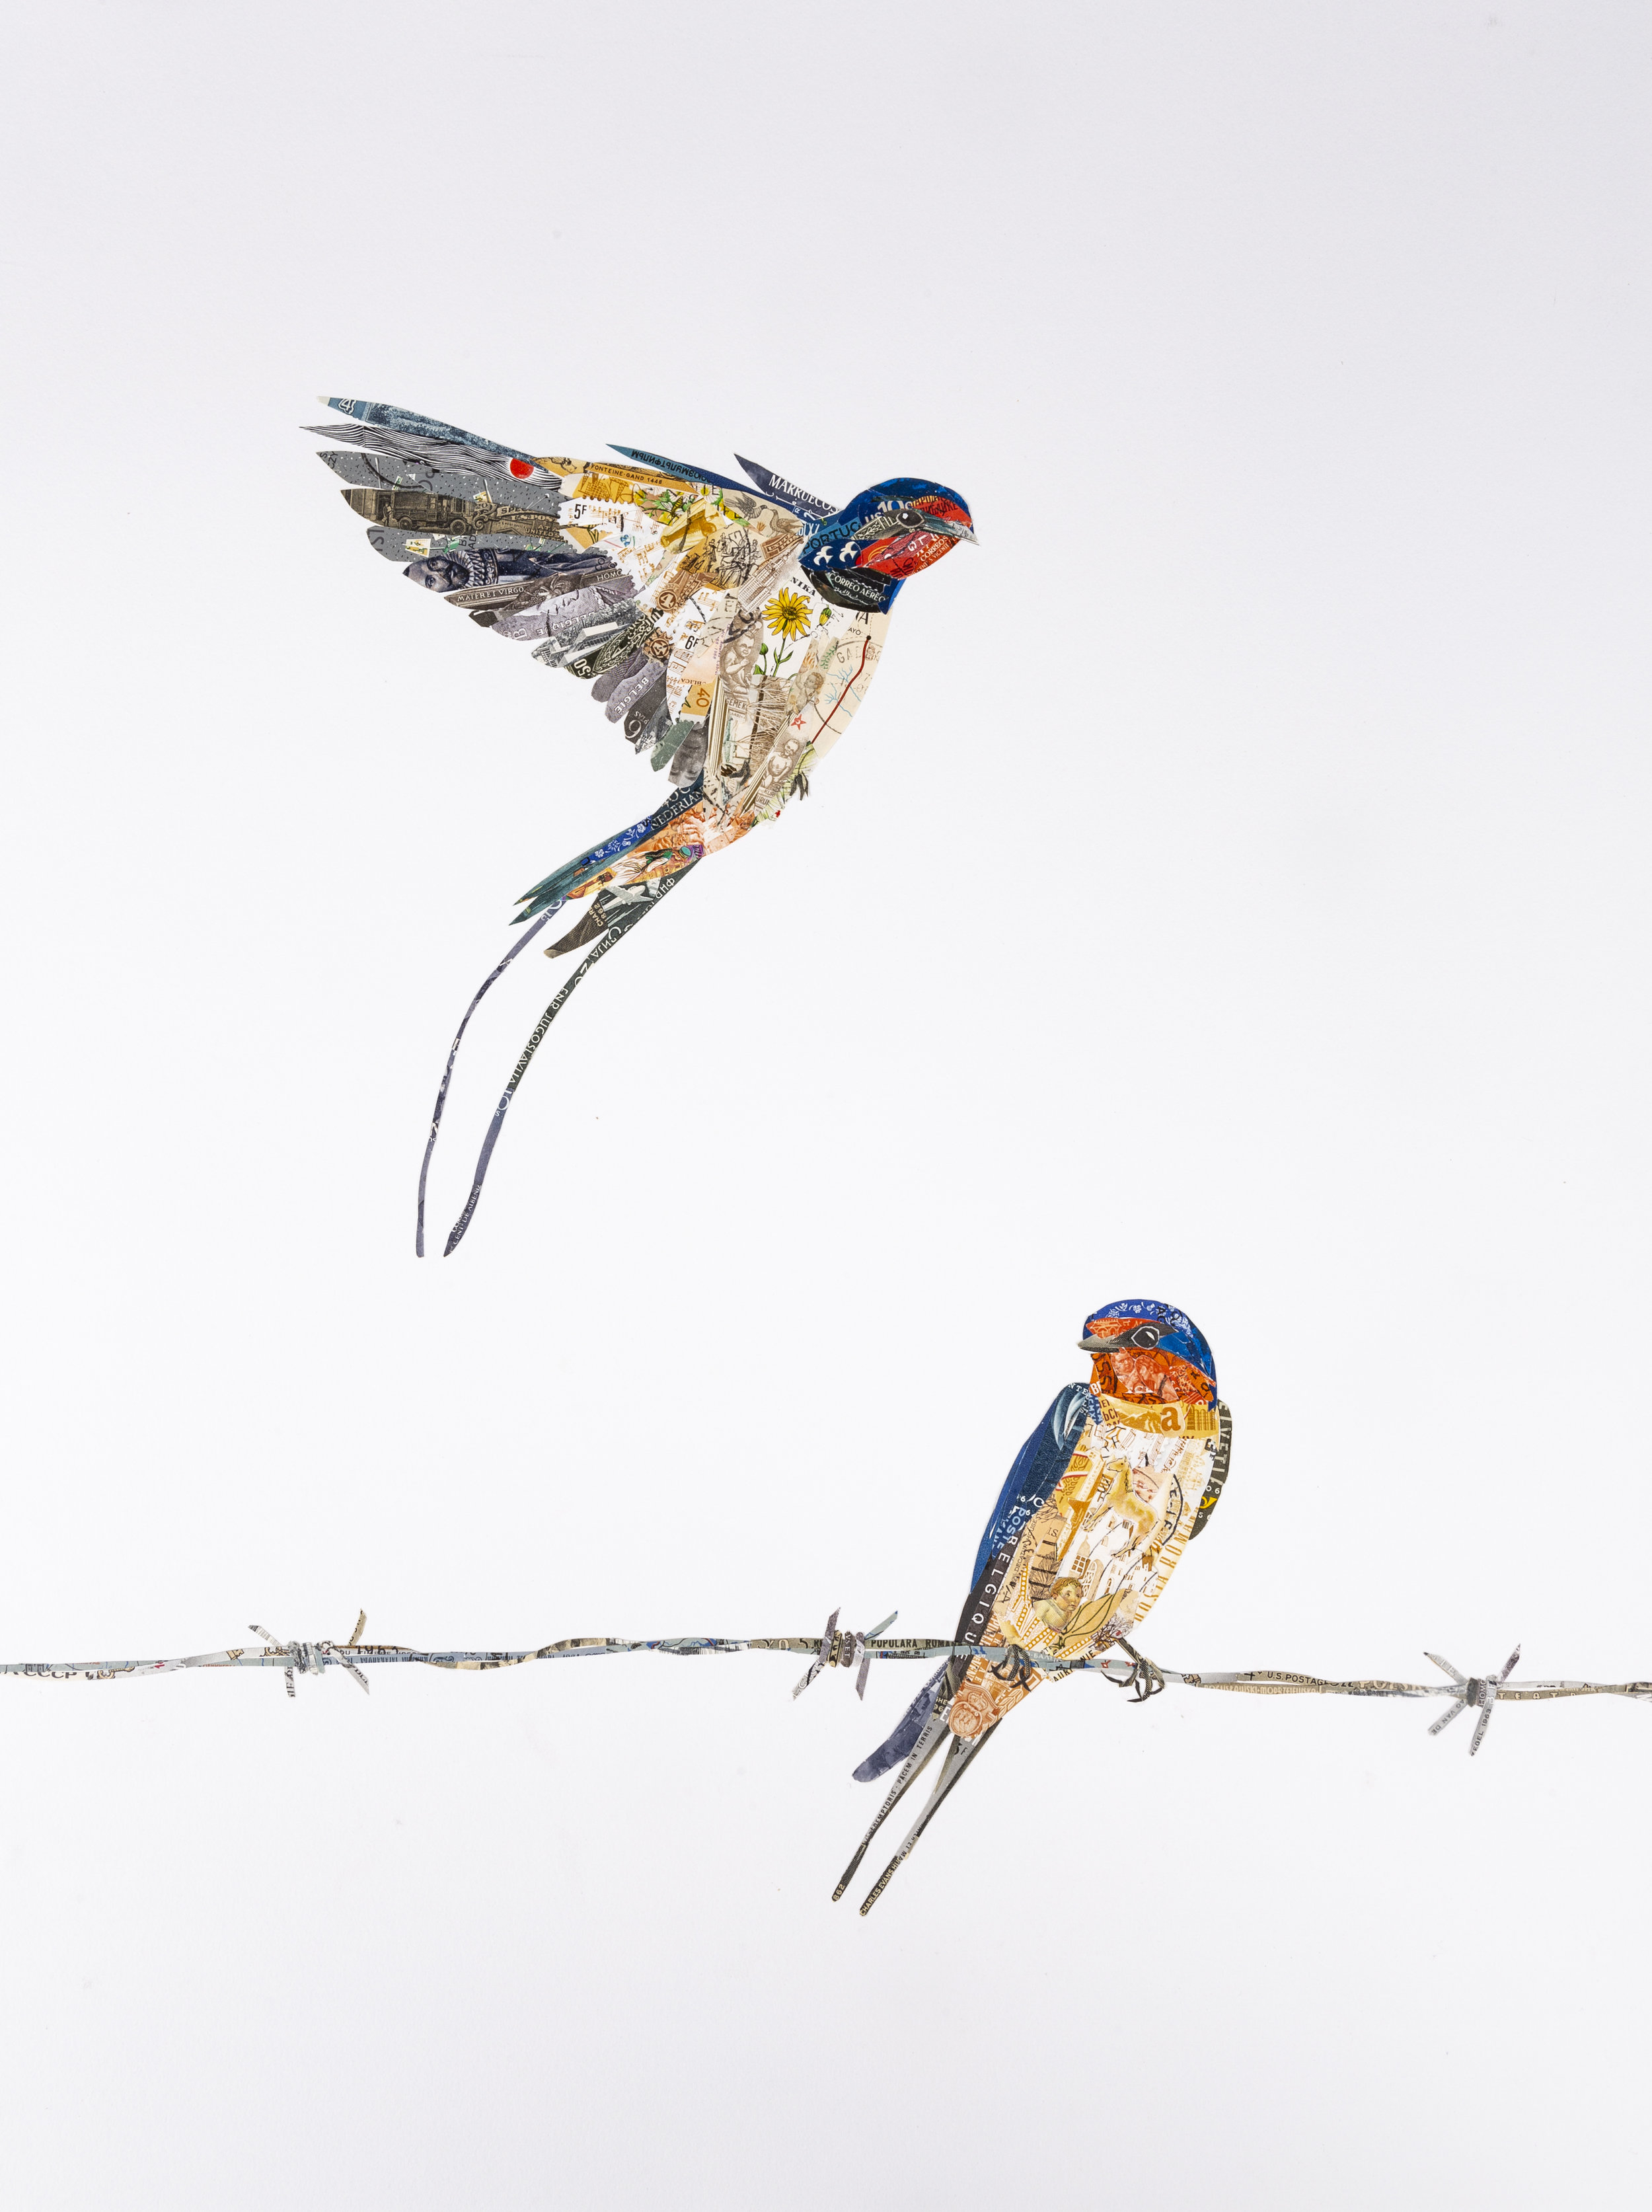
top-left (1078, 1326), bottom-right (1162, 1354)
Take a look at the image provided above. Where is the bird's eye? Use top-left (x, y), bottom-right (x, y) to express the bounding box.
top-left (1125, 1324), bottom-right (1163, 1348)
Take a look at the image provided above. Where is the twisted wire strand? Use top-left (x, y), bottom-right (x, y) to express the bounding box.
top-left (4, 1626), bottom-right (1649, 1702)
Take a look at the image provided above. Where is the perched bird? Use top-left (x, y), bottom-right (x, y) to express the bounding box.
top-left (309, 397), bottom-right (975, 1254)
top-left (837, 1299), bottom-right (1234, 1914)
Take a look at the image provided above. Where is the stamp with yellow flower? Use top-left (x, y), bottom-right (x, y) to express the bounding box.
top-left (763, 588), bottom-right (812, 641)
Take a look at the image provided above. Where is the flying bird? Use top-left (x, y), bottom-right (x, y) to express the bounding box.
top-left (836, 1299), bottom-right (1234, 1915)
top-left (309, 397), bottom-right (975, 1254)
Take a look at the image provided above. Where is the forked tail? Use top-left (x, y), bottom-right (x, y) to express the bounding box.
top-left (437, 871), bottom-right (693, 1256)
top-left (833, 1701), bottom-right (952, 1902)
top-left (415, 776), bottom-right (708, 1257)
top-left (836, 1656), bottom-right (1004, 1915)
top-left (854, 1727), bottom-right (998, 1915)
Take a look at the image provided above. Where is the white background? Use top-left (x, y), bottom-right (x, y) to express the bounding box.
top-left (1, 3), bottom-right (1647, 2205)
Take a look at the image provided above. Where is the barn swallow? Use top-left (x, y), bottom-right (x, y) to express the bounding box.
top-left (837, 1299), bottom-right (1233, 1913)
top-left (309, 397), bottom-right (974, 1254)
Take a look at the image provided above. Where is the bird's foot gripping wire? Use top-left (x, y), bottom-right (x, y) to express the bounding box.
top-left (1425, 1645), bottom-right (1520, 1753)
top-left (1105, 1638), bottom-right (1166, 1703)
top-left (251, 1613), bottom-right (371, 1700)
top-left (792, 1609), bottom-right (899, 1702)
top-left (989, 1643), bottom-right (1042, 1691)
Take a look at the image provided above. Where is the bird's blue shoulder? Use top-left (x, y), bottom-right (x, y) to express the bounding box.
top-left (969, 1383), bottom-right (1094, 1584)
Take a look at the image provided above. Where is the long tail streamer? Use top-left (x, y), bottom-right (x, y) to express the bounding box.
top-left (430, 864), bottom-right (696, 1258)
top-left (856, 1726), bottom-right (1000, 1918)
top-left (414, 911), bottom-right (556, 1257)
top-left (416, 777), bottom-right (709, 1257)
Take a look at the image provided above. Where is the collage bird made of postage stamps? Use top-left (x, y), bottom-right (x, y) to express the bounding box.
top-left (949, 1386), bottom-right (1223, 1742)
top-left (311, 398), bottom-right (976, 1254)
top-left (315, 405), bottom-right (908, 900)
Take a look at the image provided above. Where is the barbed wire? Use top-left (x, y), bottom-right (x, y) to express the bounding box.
top-left (5, 1608), bottom-right (1650, 1753)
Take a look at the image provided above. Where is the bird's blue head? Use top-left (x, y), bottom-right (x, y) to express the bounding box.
top-left (800, 478), bottom-right (975, 615)
top-left (1078, 1299), bottom-right (1217, 1408)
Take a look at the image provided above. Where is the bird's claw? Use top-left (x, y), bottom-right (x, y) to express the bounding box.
top-left (1108, 1638), bottom-right (1166, 1702)
top-left (990, 1643), bottom-right (1041, 1691)
top-left (1425, 1645), bottom-right (1520, 1753)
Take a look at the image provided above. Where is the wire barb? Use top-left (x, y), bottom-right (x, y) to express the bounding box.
top-left (248, 1617), bottom-right (371, 1699)
top-left (792, 1610), bottom-right (899, 1700)
top-left (1426, 1646), bottom-right (1521, 1753)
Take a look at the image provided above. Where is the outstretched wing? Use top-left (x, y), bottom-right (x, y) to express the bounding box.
top-left (310, 397), bottom-right (829, 803)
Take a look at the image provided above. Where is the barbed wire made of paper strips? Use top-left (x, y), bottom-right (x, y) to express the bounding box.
top-left (4, 1611), bottom-right (1649, 1754)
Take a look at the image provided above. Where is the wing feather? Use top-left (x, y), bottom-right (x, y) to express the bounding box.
top-left (303, 412), bottom-right (559, 486)
top-left (318, 447), bottom-right (562, 511)
top-left (607, 443), bottom-right (761, 504)
top-left (319, 395), bottom-right (541, 467)
top-left (313, 398), bottom-right (882, 816)
top-left (732, 453), bottom-right (837, 520)
top-left (1186, 1400), bottom-right (1234, 1539)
